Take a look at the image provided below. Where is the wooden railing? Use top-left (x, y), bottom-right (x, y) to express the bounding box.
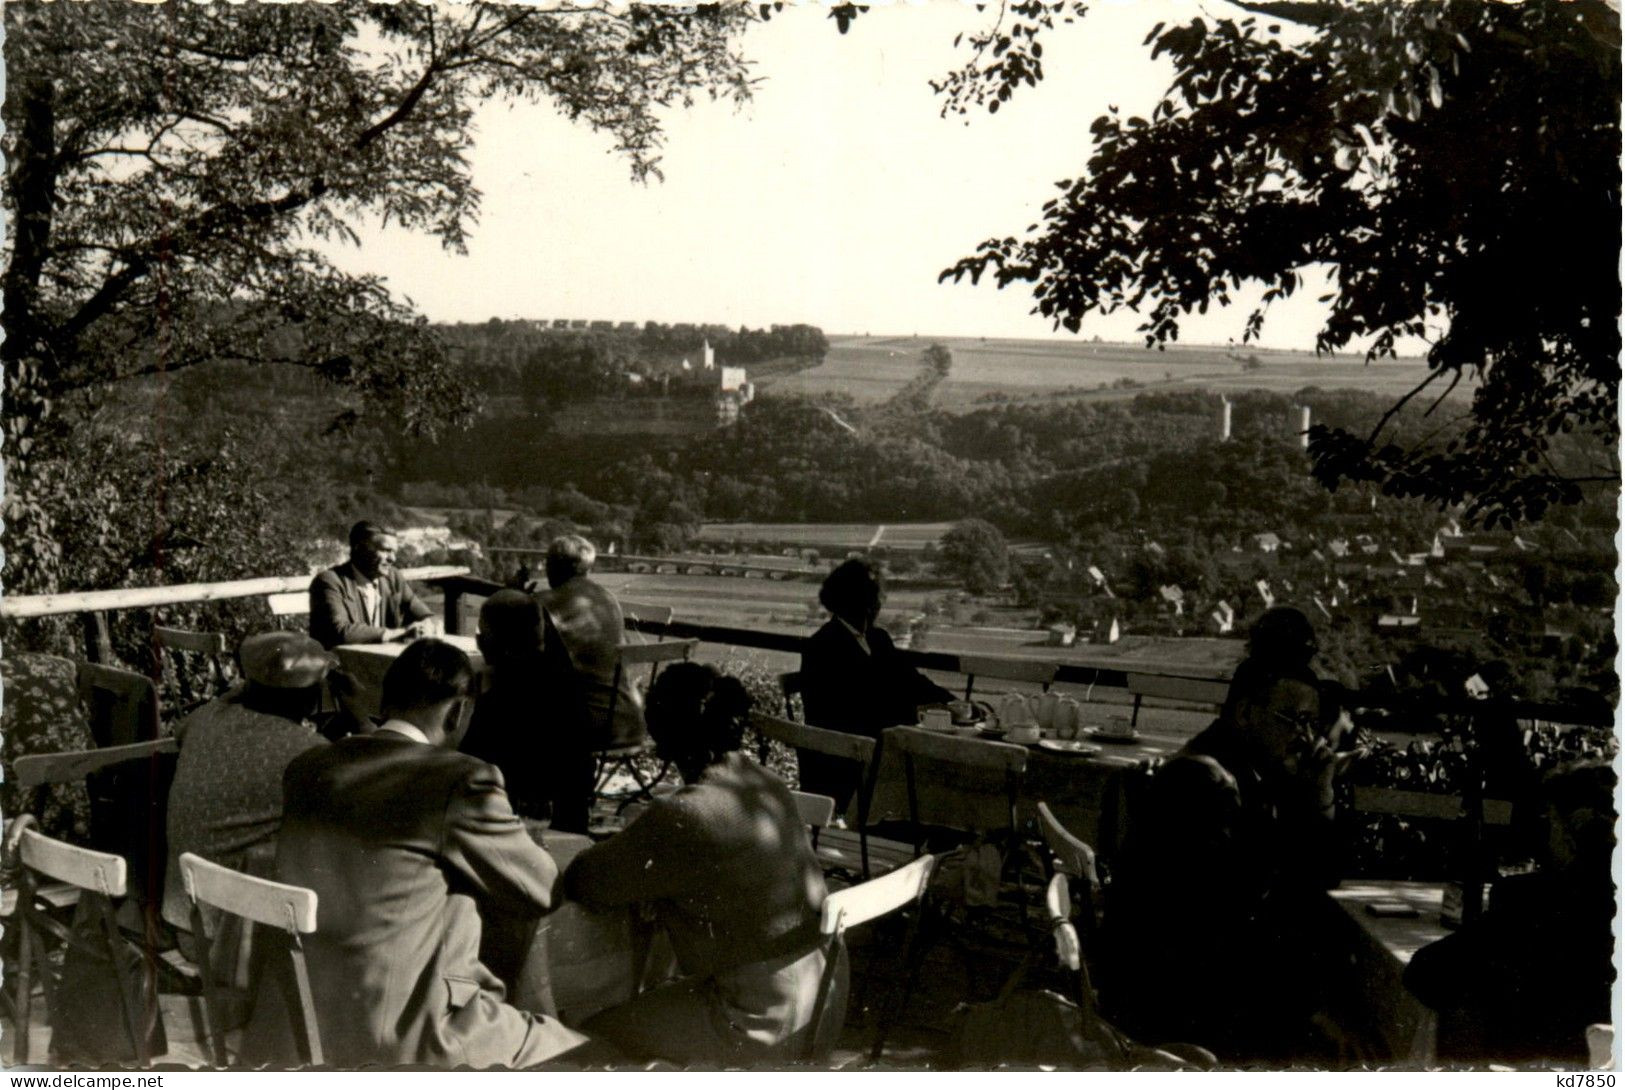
top-left (1, 566), bottom-right (470, 663)
top-left (426, 574), bottom-right (1614, 729)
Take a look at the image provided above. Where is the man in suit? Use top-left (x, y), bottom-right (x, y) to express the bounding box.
top-left (528, 536), bottom-right (644, 830)
top-left (308, 520), bottom-right (435, 649)
top-left (798, 559), bottom-right (953, 810)
top-left (251, 640), bottom-right (598, 1068)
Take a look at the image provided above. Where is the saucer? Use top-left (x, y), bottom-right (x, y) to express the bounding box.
top-left (1039, 739), bottom-right (1101, 756)
top-left (1086, 728), bottom-right (1141, 744)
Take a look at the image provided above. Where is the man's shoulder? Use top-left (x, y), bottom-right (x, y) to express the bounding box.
top-left (311, 563), bottom-right (354, 590)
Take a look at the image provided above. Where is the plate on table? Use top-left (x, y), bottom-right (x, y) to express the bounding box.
top-left (1086, 728), bottom-right (1142, 745)
top-left (977, 725), bottom-right (1008, 740)
top-left (1038, 739), bottom-right (1101, 757)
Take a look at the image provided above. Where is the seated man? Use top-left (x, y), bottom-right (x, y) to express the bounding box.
top-left (798, 559), bottom-right (952, 809)
top-left (162, 632), bottom-right (335, 934)
top-left (459, 590), bottom-right (567, 826)
top-left (1405, 761), bottom-right (1617, 1066)
top-left (534, 535), bottom-right (644, 827)
top-left (1103, 666), bottom-right (1354, 1062)
top-left (309, 520), bottom-right (435, 649)
top-left (247, 640), bottom-right (595, 1068)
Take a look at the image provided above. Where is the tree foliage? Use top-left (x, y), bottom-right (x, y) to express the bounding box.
top-left (939, 0), bottom-right (1621, 526)
top-left (2, 1), bottom-right (758, 596)
top-left (940, 517), bottom-right (1011, 594)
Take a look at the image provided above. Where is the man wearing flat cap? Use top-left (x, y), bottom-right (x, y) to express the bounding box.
top-left (162, 631), bottom-right (338, 935)
top-left (309, 520), bottom-right (436, 649)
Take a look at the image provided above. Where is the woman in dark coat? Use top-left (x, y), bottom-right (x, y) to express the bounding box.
top-left (798, 559), bottom-right (953, 809)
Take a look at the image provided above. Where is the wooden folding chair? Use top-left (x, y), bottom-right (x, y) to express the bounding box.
top-left (751, 713), bottom-right (913, 880)
top-left (266, 591), bottom-right (309, 630)
top-left (153, 626), bottom-right (232, 715)
top-left (594, 640), bottom-right (699, 806)
top-left (886, 726), bottom-right (1034, 924)
top-left (617, 601), bottom-right (674, 630)
top-left (958, 655), bottom-right (1057, 702)
top-left (1043, 873), bottom-right (1097, 1016)
top-left (11, 830), bottom-right (152, 1065)
top-left (76, 662), bottom-right (161, 748)
top-left (179, 853), bottom-right (322, 1067)
top-left (1036, 801), bottom-right (1101, 936)
top-left (803, 854), bottom-right (938, 1063)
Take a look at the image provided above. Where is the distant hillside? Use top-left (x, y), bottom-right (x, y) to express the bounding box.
top-left (756, 335), bottom-right (1447, 412)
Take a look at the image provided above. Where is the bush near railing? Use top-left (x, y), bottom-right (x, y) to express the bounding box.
top-left (1339, 716), bottom-right (1618, 881)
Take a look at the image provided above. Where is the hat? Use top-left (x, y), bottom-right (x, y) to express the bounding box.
top-left (238, 632), bottom-right (339, 690)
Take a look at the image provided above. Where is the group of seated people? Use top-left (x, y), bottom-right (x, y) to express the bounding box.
top-left (1, 534), bottom-right (1613, 1069)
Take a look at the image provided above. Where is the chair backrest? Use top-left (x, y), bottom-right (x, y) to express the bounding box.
top-left (14, 737), bottom-right (178, 790)
top-left (20, 828), bottom-right (127, 897)
top-left (153, 626), bottom-right (228, 656)
top-left (791, 790), bottom-right (836, 829)
top-left (179, 853), bottom-right (318, 934)
top-left (885, 725), bottom-right (1029, 775)
top-left (1036, 801), bottom-right (1099, 887)
top-left (266, 591), bottom-right (309, 618)
top-left (820, 853), bottom-right (936, 936)
top-left (76, 662), bottom-right (160, 748)
top-left (959, 655), bottom-right (1057, 700)
top-left (779, 671), bottom-right (804, 720)
top-left (618, 639), bottom-right (699, 668)
top-left (752, 712), bottom-right (877, 766)
top-left (619, 600), bottom-right (675, 628)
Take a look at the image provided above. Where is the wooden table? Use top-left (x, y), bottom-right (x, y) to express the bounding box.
top-left (859, 714), bottom-right (1188, 846)
top-left (332, 634), bottom-right (486, 721)
top-left (1326, 880), bottom-right (1448, 1064)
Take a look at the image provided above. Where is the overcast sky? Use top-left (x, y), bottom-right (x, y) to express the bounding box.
top-left (327, 0), bottom-right (1351, 348)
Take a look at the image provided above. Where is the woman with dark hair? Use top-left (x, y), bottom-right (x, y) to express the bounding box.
top-left (799, 559), bottom-right (953, 807)
top-left (561, 662), bottom-right (841, 1066)
top-left (1219, 606), bottom-right (1321, 724)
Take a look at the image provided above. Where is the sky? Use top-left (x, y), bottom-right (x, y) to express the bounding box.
top-left (326, 0), bottom-right (1350, 349)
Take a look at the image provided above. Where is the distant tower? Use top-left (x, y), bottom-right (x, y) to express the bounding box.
top-left (702, 339), bottom-right (715, 370)
top-left (1297, 405), bottom-right (1311, 449)
top-left (1220, 395), bottom-right (1233, 442)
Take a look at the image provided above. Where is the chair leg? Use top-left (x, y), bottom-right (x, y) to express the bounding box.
top-left (14, 916), bottom-right (34, 1065)
top-left (97, 896), bottom-right (151, 1066)
top-left (870, 901), bottom-right (933, 1061)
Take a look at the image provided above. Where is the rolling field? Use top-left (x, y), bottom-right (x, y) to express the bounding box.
top-left (755, 335), bottom-right (1441, 412)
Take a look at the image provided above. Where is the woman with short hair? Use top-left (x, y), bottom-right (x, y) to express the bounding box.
top-left (561, 662), bottom-right (841, 1066)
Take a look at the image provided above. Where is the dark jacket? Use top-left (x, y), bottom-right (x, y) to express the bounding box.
top-left (246, 734), bottom-right (575, 1068)
top-left (1102, 721), bottom-right (1341, 1057)
top-left (459, 661), bottom-right (596, 834)
top-left (1405, 871), bottom-right (1616, 1065)
top-left (798, 620), bottom-right (952, 809)
top-left (308, 561), bottom-right (433, 649)
top-left (539, 576), bottom-right (644, 750)
top-left (800, 620), bottom-right (952, 738)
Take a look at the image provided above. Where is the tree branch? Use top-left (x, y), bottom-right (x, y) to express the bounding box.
top-left (1363, 365), bottom-right (1447, 445)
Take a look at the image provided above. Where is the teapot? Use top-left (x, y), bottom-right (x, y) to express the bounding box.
top-left (997, 693), bottom-right (1037, 728)
top-left (1035, 691), bottom-right (1065, 731)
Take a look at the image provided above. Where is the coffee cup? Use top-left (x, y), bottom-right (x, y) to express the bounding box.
top-left (921, 708), bottom-right (952, 731)
top-left (1100, 713), bottom-right (1136, 739)
top-left (1007, 723), bottom-right (1041, 745)
top-left (949, 701), bottom-right (979, 725)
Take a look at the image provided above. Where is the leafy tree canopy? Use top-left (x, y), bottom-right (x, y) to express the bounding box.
top-left (941, 517), bottom-right (1011, 594)
top-left (2, 0), bottom-right (758, 593)
top-left (938, 0), bottom-right (1621, 526)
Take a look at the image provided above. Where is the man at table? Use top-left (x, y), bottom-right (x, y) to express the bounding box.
top-left (531, 534), bottom-right (644, 829)
top-left (1404, 760), bottom-right (1617, 1066)
top-left (799, 559), bottom-right (953, 809)
top-left (1103, 666), bottom-right (1353, 1062)
top-left (308, 520), bottom-right (435, 649)
top-left (246, 640), bottom-right (597, 1068)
